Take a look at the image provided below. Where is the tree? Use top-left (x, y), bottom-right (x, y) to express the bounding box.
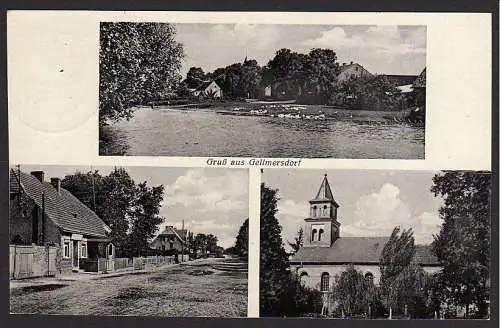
top-left (430, 171), bottom-right (491, 318)
top-left (260, 183), bottom-right (291, 316)
top-left (99, 22), bottom-right (184, 124)
top-left (332, 75), bottom-right (403, 111)
top-left (234, 218), bottom-right (249, 259)
top-left (260, 183), bottom-right (323, 317)
top-left (125, 182), bottom-right (165, 257)
top-left (288, 227), bottom-right (304, 254)
top-left (379, 226), bottom-right (418, 314)
top-left (61, 168), bottom-right (165, 257)
top-left (185, 67), bottom-right (206, 88)
top-left (332, 265), bottom-right (377, 316)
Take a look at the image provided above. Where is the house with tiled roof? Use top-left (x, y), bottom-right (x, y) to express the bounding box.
top-left (290, 174), bottom-right (440, 292)
top-left (9, 169), bottom-right (113, 274)
top-left (191, 80), bottom-right (223, 99)
top-left (337, 62), bottom-right (373, 83)
top-left (150, 225), bottom-right (187, 254)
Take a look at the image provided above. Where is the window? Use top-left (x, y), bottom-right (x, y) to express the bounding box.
top-left (80, 242), bottom-right (87, 258)
top-left (311, 229), bottom-right (317, 242)
top-left (63, 240), bottom-right (70, 258)
top-left (312, 206), bottom-right (317, 217)
top-left (318, 229), bottom-right (324, 241)
top-left (169, 242), bottom-right (174, 249)
top-left (365, 272), bottom-right (374, 280)
top-left (321, 273), bottom-right (330, 291)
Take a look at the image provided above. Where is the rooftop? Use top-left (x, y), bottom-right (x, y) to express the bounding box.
top-left (10, 169), bottom-right (110, 238)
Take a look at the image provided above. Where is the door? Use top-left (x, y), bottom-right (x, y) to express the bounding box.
top-left (73, 240), bottom-right (79, 269)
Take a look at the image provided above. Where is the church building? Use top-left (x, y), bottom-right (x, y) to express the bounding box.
top-left (290, 174), bottom-right (441, 292)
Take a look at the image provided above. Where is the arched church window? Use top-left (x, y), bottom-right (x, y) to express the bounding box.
top-left (323, 205), bottom-right (328, 216)
top-left (321, 272), bottom-right (330, 291)
top-left (312, 206), bottom-right (317, 217)
top-left (311, 229), bottom-right (317, 242)
top-left (318, 229), bottom-right (324, 241)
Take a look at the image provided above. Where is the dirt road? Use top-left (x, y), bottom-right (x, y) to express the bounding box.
top-left (10, 258), bottom-right (247, 317)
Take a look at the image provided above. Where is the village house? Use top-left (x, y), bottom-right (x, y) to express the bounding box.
top-left (337, 62), bottom-right (373, 83)
top-left (9, 169), bottom-right (114, 277)
top-left (191, 80), bottom-right (223, 99)
top-left (150, 225), bottom-right (187, 253)
top-left (412, 67), bottom-right (426, 108)
top-left (290, 174), bottom-right (440, 292)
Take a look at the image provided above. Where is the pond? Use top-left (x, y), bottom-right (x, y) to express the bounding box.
top-left (103, 107), bottom-right (424, 159)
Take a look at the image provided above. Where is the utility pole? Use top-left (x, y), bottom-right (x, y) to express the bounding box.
top-left (41, 191), bottom-right (46, 244)
top-left (91, 166), bottom-right (96, 212)
top-left (181, 220), bottom-right (185, 263)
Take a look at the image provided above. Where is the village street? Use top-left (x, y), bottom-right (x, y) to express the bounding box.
top-left (10, 258), bottom-right (247, 317)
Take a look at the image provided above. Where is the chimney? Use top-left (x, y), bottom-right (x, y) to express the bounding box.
top-left (51, 177), bottom-right (61, 193)
top-left (342, 63), bottom-right (346, 66)
top-left (31, 171), bottom-right (45, 182)
top-left (350, 61), bottom-right (353, 65)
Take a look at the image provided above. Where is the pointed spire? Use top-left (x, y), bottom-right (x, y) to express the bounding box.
top-left (310, 173), bottom-right (339, 207)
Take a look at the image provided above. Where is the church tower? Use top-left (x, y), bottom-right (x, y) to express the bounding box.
top-left (303, 174), bottom-right (340, 247)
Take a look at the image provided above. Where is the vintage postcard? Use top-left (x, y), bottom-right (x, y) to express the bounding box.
top-left (6, 10), bottom-right (493, 321)
top-left (9, 165), bottom-right (249, 317)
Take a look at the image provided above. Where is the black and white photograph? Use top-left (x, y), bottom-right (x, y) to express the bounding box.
top-left (260, 169), bottom-right (491, 319)
top-left (9, 165), bottom-right (249, 317)
top-left (99, 23), bottom-right (426, 159)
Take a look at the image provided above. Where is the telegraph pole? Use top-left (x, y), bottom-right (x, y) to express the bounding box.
top-left (181, 220), bottom-right (185, 263)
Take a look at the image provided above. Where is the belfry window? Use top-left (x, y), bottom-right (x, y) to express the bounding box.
top-left (318, 229), bottom-right (324, 241)
top-left (321, 272), bottom-right (330, 291)
top-left (311, 229), bottom-right (317, 242)
top-left (312, 206), bottom-right (317, 217)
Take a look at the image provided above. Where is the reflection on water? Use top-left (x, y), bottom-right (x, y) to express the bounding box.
top-left (103, 108), bottom-right (424, 159)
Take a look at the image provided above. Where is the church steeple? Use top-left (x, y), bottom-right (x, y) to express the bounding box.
top-left (303, 173), bottom-right (341, 248)
top-left (310, 173), bottom-right (339, 207)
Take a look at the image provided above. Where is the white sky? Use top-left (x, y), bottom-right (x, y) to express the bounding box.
top-left (262, 169), bottom-right (443, 251)
top-left (174, 24), bottom-right (426, 78)
top-left (14, 165), bottom-right (249, 249)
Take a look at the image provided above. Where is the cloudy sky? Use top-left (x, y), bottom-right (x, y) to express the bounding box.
top-left (15, 165), bottom-right (248, 248)
top-left (174, 24), bottom-right (426, 78)
top-left (262, 169), bottom-right (443, 250)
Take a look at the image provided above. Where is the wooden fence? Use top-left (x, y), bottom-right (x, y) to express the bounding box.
top-left (9, 244), bottom-right (57, 280)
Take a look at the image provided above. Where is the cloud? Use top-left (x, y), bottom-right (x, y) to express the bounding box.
top-left (342, 183), bottom-right (441, 244)
top-left (303, 25), bottom-right (426, 56)
top-left (165, 169), bottom-right (247, 212)
top-left (277, 182), bottom-right (441, 250)
top-left (158, 169), bottom-right (248, 248)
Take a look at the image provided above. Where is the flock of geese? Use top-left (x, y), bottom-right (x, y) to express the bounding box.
top-left (246, 108), bottom-right (328, 120)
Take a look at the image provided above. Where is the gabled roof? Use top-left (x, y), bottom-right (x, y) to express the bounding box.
top-left (291, 237), bottom-right (389, 264)
top-left (383, 75), bottom-right (418, 86)
top-left (413, 68), bottom-right (426, 88)
top-left (156, 226), bottom-right (187, 243)
top-left (291, 237), bottom-right (440, 266)
top-left (310, 174), bottom-right (339, 207)
top-left (10, 170), bottom-right (110, 238)
top-left (194, 80), bottom-right (218, 92)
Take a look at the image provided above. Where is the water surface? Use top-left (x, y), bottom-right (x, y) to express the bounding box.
top-left (106, 108), bottom-right (424, 159)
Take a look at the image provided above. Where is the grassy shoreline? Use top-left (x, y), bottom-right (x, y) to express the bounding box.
top-left (146, 101), bottom-right (423, 124)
